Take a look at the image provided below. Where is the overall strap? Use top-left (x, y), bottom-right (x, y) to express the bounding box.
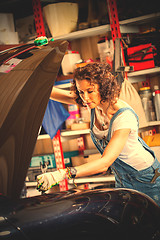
top-left (90, 108), bottom-right (95, 129)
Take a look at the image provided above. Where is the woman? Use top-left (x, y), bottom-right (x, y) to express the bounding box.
top-left (37, 62), bottom-right (160, 206)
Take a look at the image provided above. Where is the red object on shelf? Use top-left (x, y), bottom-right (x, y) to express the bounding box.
top-left (142, 76), bottom-right (150, 88)
top-left (32, 0), bottom-right (46, 37)
top-left (127, 43), bottom-right (155, 71)
top-left (84, 183), bottom-right (89, 190)
top-left (152, 128), bottom-right (157, 135)
top-left (77, 136), bottom-right (85, 155)
top-left (52, 130), bottom-right (68, 191)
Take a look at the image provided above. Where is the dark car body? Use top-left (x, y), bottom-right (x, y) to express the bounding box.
top-left (0, 188), bottom-right (160, 240)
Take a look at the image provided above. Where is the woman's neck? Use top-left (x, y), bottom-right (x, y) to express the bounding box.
top-left (97, 99), bottom-right (128, 120)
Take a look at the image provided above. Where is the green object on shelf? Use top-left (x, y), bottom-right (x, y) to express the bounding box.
top-left (34, 36), bottom-right (48, 46)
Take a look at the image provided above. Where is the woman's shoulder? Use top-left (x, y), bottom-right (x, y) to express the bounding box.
top-left (112, 108), bottom-right (138, 131)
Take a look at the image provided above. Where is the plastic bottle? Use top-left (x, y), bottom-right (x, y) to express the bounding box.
top-left (139, 87), bottom-right (156, 122)
top-left (153, 85), bottom-right (160, 121)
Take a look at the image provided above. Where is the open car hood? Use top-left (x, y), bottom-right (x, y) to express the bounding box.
top-left (0, 40), bottom-right (68, 199)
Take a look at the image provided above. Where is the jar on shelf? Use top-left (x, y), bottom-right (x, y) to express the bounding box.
top-left (65, 104), bottom-right (80, 129)
top-left (139, 87), bottom-right (156, 122)
top-left (153, 85), bottom-right (160, 121)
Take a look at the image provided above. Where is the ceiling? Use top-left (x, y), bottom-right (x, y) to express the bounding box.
top-left (0, 0), bottom-right (160, 21)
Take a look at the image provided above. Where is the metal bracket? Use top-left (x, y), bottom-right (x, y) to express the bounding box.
top-left (32, 0), bottom-right (46, 37)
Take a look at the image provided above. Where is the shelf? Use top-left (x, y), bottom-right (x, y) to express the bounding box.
top-left (128, 67), bottom-right (160, 77)
top-left (60, 129), bottom-right (90, 141)
top-left (147, 121), bottom-right (160, 127)
top-left (120, 12), bottom-right (160, 25)
top-left (139, 121), bottom-right (160, 132)
top-left (55, 82), bottom-right (72, 89)
top-left (61, 129), bottom-right (90, 137)
top-left (37, 134), bottom-right (50, 140)
top-left (128, 67), bottom-right (160, 83)
top-left (52, 25), bottom-right (138, 41)
top-left (68, 174), bottom-right (115, 185)
top-left (50, 12), bottom-right (160, 41)
top-left (61, 121), bottom-right (160, 138)
top-left (55, 79), bottom-right (73, 89)
top-left (38, 122), bottom-right (160, 140)
top-left (37, 130), bottom-right (91, 141)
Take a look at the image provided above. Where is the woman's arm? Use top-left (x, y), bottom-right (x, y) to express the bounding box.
top-left (50, 86), bottom-right (77, 105)
top-left (75, 128), bottom-right (131, 177)
top-left (37, 128), bottom-right (131, 191)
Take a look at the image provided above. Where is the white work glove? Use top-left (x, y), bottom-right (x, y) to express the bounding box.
top-left (37, 169), bottom-right (66, 192)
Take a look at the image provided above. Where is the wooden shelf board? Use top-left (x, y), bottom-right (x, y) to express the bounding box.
top-left (128, 67), bottom-right (160, 77)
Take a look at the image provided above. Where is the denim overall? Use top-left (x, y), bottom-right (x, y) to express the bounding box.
top-left (90, 107), bottom-right (160, 206)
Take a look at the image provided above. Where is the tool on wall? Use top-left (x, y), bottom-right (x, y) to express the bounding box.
top-left (107, 0), bottom-right (133, 75)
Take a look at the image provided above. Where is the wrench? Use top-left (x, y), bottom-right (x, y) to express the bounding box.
top-left (151, 168), bottom-right (160, 183)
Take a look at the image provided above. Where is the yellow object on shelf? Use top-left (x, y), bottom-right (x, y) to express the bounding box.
top-left (71, 122), bottom-right (90, 131)
top-left (143, 134), bottom-right (160, 147)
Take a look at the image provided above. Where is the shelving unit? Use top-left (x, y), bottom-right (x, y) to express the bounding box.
top-left (51, 12), bottom-right (160, 41)
top-left (52, 11), bottom-right (160, 86)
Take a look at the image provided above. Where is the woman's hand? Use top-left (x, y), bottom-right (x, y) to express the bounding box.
top-left (50, 87), bottom-right (77, 105)
top-left (37, 169), bottom-right (66, 192)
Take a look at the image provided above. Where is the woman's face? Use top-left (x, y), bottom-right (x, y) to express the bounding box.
top-left (76, 79), bottom-right (101, 109)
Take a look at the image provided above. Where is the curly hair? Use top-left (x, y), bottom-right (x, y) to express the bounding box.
top-left (71, 62), bottom-right (121, 106)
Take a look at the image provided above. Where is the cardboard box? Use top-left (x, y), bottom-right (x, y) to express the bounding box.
top-left (71, 122), bottom-right (90, 131)
top-left (33, 134), bottom-right (81, 156)
top-left (62, 138), bottom-right (79, 152)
